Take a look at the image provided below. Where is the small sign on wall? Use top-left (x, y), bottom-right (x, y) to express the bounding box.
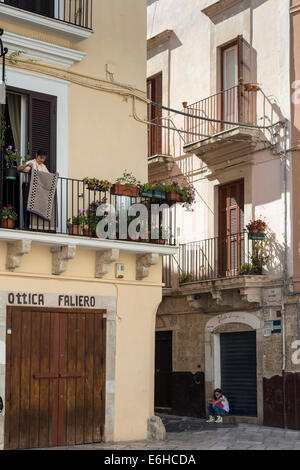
top-left (264, 320), bottom-right (281, 337)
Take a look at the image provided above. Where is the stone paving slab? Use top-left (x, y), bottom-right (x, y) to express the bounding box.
top-left (40, 414), bottom-right (300, 451)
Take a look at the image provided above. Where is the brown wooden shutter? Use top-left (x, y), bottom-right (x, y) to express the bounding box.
top-left (147, 73), bottom-right (163, 156)
top-left (218, 180), bottom-right (244, 276)
top-left (238, 35), bottom-right (252, 84)
top-left (29, 91), bottom-right (57, 173)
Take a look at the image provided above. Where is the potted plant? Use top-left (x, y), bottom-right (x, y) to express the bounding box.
top-left (4, 146), bottom-right (21, 180)
top-left (179, 272), bottom-right (195, 284)
top-left (166, 181), bottom-right (196, 208)
top-left (1, 205), bottom-right (18, 229)
top-left (140, 181), bottom-right (167, 200)
top-left (251, 241), bottom-right (269, 275)
top-left (83, 177), bottom-right (112, 192)
top-left (166, 181), bottom-right (182, 202)
top-left (244, 83), bottom-right (260, 92)
top-left (246, 218), bottom-right (267, 240)
top-left (111, 170), bottom-right (141, 198)
top-left (68, 210), bottom-right (87, 236)
top-left (238, 263), bottom-right (254, 276)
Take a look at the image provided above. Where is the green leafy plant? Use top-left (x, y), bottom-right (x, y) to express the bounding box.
top-left (4, 146), bottom-right (21, 168)
top-left (179, 272), bottom-right (196, 284)
top-left (238, 263), bottom-right (255, 275)
top-left (1, 205), bottom-right (18, 221)
top-left (83, 177), bottom-right (112, 191)
top-left (115, 170), bottom-right (141, 186)
top-left (239, 241), bottom-right (269, 275)
top-left (68, 210), bottom-right (87, 227)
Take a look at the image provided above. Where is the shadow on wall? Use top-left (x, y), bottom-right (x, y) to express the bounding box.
top-left (264, 231), bottom-right (284, 276)
top-left (210, 0), bottom-right (269, 26)
top-left (148, 0), bottom-right (159, 6)
top-left (147, 32), bottom-right (183, 60)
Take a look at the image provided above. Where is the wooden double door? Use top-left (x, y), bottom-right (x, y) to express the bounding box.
top-left (5, 307), bottom-right (106, 450)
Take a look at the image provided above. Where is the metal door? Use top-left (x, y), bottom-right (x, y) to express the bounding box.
top-left (220, 331), bottom-right (257, 417)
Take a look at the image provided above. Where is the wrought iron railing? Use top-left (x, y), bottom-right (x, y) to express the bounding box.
top-left (0, 173), bottom-right (177, 245)
top-left (163, 231), bottom-right (266, 286)
top-left (3, 0), bottom-right (93, 30)
top-left (182, 83), bottom-right (280, 146)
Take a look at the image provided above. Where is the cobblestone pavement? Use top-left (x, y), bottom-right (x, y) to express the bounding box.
top-left (43, 414), bottom-right (300, 450)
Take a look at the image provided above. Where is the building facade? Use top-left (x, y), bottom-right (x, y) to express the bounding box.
top-left (148, 0), bottom-right (300, 428)
top-left (0, 0), bottom-right (176, 449)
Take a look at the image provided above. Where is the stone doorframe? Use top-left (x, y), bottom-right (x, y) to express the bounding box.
top-left (204, 311), bottom-right (264, 424)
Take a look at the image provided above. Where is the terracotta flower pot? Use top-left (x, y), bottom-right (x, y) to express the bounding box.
top-left (68, 225), bottom-right (83, 236)
top-left (111, 184), bottom-right (141, 198)
top-left (166, 191), bottom-right (181, 202)
top-left (2, 219), bottom-right (15, 229)
top-left (83, 228), bottom-right (95, 237)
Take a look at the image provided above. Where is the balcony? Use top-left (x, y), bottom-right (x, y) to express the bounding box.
top-left (163, 231), bottom-right (270, 294)
top-left (182, 83), bottom-right (281, 171)
top-left (147, 114), bottom-right (192, 183)
top-left (0, 174), bottom-right (177, 248)
top-left (0, 0), bottom-right (93, 40)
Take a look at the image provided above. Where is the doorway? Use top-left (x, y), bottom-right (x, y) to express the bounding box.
top-left (220, 331), bottom-right (257, 417)
top-left (155, 331), bottom-right (172, 409)
top-left (5, 307), bottom-right (106, 449)
top-left (218, 179), bottom-right (245, 277)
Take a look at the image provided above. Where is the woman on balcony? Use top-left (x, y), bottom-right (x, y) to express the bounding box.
top-left (17, 150), bottom-right (52, 230)
top-left (17, 150), bottom-right (49, 174)
top-left (206, 388), bottom-right (230, 424)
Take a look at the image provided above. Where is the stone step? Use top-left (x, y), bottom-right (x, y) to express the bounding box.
top-left (223, 415), bottom-right (259, 425)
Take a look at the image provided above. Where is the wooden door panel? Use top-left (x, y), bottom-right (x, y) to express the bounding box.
top-left (5, 308), bottom-right (106, 450)
top-left (75, 314), bottom-right (86, 444)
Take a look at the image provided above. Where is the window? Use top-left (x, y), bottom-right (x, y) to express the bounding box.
top-left (5, 87), bottom-right (57, 172)
top-left (220, 36), bottom-right (252, 126)
top-left (2, 88), bottom-right (57, 229)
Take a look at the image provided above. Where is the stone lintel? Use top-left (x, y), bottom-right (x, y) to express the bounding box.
top-left (6, 240), bottom-right (32, 271)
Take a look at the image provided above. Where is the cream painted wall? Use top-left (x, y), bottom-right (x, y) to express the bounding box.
top-left (0, 241), bottom-right (163, 445)
top-left (0, 0), bottom-right (166, 445)
top-left (3, 0), bottom-right (148, 184)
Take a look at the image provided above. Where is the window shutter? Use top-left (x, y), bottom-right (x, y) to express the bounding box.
top-left (147, 73), bottom-right (163, 156)
top-left (29, 92), bottom-right (57, 173)
top-left (237, 35), bottom-right (252, 84)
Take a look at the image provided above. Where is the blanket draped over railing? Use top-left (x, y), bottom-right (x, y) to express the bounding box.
top-left (27, 170), bottom-right (58, 222)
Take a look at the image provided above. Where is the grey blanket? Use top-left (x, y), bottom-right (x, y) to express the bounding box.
top-left (27, 170), bottom-right (58, 222)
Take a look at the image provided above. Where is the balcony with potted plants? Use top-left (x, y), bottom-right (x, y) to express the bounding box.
top-left (0, 169), bottom-right (195, 250)
top-left (162, 219), bottom-right (279, 307)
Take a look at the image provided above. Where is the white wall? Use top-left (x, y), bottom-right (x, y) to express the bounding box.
top-left (147, 0), bottom-right (291, 278)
